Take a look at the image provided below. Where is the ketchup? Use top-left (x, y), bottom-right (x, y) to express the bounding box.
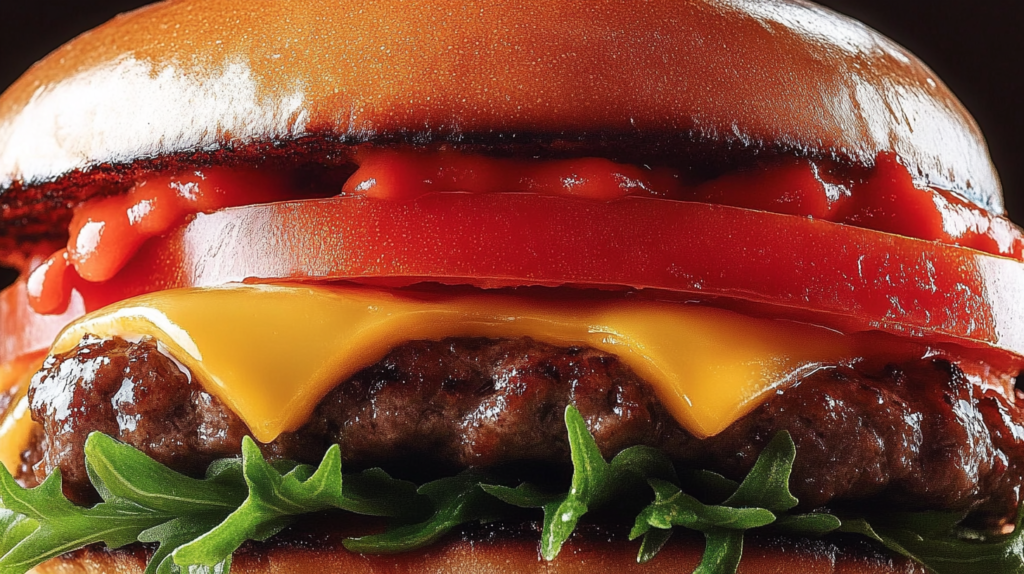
top-left (345, 148), bottom-right (1024, 261)
top-left (688, 157), bottom-right (853, 219)
top-left (840, 154), bottom-right (1022, 257)
top-left (343, 148), bottom-right (687, 201)
top-left (25, 150), bottom-right (1024, 316)
top-left (28, 169), bottom-right (292, 314)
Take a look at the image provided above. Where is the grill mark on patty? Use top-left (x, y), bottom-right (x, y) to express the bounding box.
top-left (22, 335), bottom-right (1024, 525)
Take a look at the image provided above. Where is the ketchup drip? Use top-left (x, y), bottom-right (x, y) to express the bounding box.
top-left (842, 154), bottom-right (1022, 258)
top-left (343, 149), bottom-right (686, 201)
top-left (25, 251), bottom-right (73, 315)
top-left (346, 148), bottom-right (1024, 261)
top-left (27, 169), bottom-right (291, 314)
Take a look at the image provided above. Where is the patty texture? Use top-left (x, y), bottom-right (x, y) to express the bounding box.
top-left (24, 335), bottom-right (1024, 524)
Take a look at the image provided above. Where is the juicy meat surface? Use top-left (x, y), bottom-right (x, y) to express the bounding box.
top-left (25, 335), bottom-right (1024, 523)
top-left (26, 335), bottom-right (244, 499)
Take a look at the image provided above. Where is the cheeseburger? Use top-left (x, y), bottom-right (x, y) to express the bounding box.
top-left (0, 0), bottom-right (1022, 573)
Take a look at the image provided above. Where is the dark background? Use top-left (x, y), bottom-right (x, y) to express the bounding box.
top-left (1, 0), bottom-right (1022, 224)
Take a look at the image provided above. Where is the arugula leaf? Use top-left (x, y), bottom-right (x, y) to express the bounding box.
top-left (694, 529), bottom-right (744, 574)
top-left (630, 479), bottom-right (775, 537)
top-left (343, 473), bottom-right (499, 554)
top-left (841, 508), bottom-right (1024, 574)
top-left (85, 432), bottom-right (247, 515)
top-left (0, 467), bottom-right (166, 574)
top-left (139, 516), bottom-right (231, 574)
top-left (627, 431), bottom-right (843, 572)
top-left (610, 445), bottom-right (679, 487)
top-left (773, 512), bottom-right (842, 536)
top-left (173, 437), bottom-right (370, 569)
top-left (544, 408), bottom-right (676, 559)
top-left (722, 432), bottom-right (799, 513)
top-left (0, 511), bottom-right (38, 561)
top-left (83, 433), bottom-right (250, 574)
top-left (0, 433), bottom-right (419, 574)
top-left (637, 527), bottom-right (673, 564)
top-left (0, 417), bottom-right (1014, 574)
top-left (629, 478), bottom-right (773, 571)
top-left (484, 413), bottom-right (833, 571)
top-left (483, 406), bottom-right (676, 560)
top-left (339, 468), bottom-right (422, 517)
top-left (679, 470), bottom-right (739, 505)
top-left (0, 433), bottom-right (259, 574)
top-left (537, 405), bottom-right (611, 559)
top-left (481, 482), bottom-right (561, 508)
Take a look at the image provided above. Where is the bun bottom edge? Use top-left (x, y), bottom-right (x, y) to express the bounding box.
top-left (31, 520), bottom-right (926, 574)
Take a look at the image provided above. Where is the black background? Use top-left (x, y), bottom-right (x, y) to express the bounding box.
top-left (1, 0), bottom-right (1022, 224)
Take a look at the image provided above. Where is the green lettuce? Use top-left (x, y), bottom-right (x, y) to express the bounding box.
top-left (0, 405), bottom-right (1018, 574)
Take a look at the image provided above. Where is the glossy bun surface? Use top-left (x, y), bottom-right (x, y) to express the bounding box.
top-left (0, 0), bottom-right (1001, 213)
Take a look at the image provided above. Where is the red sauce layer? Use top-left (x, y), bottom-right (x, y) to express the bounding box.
top-left (345, 149), bottom-right (1024, 261)
top-left (28, 169), bottom-right (294, 313)
top-left (26, 150), bottom-right (1024, 316)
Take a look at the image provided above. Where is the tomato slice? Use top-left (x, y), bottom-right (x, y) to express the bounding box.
top-left (3, 193), bottom-right (1023, 365)
top-left (0, 279), bottom-right (86, 365)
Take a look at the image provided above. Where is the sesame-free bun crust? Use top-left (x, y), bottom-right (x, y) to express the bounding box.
top-left (32, 522), bottom-right (925, 574)
top-left (0, 0), bottom-right (1001, 218)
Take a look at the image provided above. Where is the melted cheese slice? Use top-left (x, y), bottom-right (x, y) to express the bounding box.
top-left (51, 284), bottom-right (856, 442)
top-left (0, 354), bottom-right (44, 474)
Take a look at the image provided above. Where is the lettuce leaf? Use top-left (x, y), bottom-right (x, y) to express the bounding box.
top-left (0, 406), bottom-right (1017, 574)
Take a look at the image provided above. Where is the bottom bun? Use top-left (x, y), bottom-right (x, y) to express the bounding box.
top-left (32, 518), bottom-right (925, 574)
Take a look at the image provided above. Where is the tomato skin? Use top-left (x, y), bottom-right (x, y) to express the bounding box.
top-left (841, 154), bottom-right (1024, 259)
top-left (14, 194), bottom-right (1005, 361)
top-left (26, 152), bottom-right (1023, 320)
top-left (25, 169), bottom-right (299, 315)
top-left (4, 193), bottom-right (1023, 364)
top-left (0, 279), bottom-right (86, 364)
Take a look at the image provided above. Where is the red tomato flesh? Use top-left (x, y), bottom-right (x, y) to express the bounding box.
top-left (26, 151), bottom-right (1024, 317)
top-left (343, 149), bottom-right (1024, 259)
top-left (11, 150), bottom-right (1024, 371)
top-left (1, 193), bottom-right (1015, 366)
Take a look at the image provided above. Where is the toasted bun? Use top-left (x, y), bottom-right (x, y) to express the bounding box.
top-left (32, 523), bottom-right (926, 574)
top-left (0, 0), bottom-right (1000, 222)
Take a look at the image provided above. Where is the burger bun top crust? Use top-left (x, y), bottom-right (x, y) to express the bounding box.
top-left (0, 0), bottom-right (1003, 224)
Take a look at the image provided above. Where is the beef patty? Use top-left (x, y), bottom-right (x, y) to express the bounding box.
top-left (23, 335), bottom-right (1024, 524)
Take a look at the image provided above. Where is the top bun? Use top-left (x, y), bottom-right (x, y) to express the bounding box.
top-left (0, 0), bottom-right (1002, 225)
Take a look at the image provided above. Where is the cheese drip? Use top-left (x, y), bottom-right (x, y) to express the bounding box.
top-left (0, 354), bottom-right (44, 474)
top-left (52, 284), bottom-right (856, 442)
